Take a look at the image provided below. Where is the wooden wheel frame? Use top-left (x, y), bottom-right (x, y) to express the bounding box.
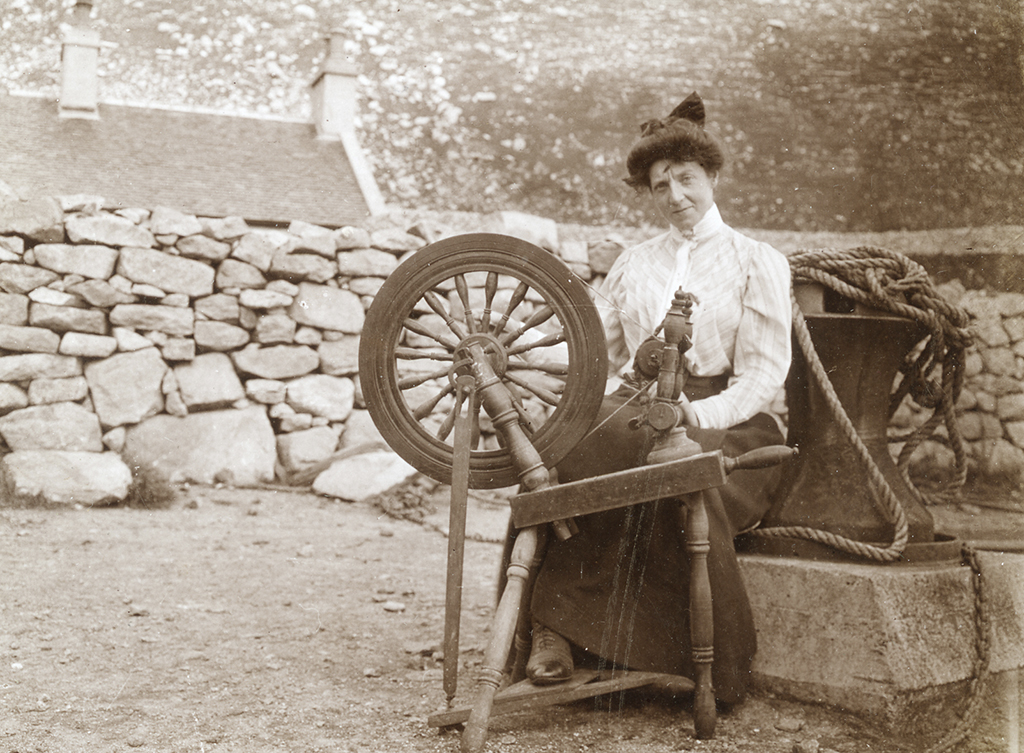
top-left (358, 233), bottom-right (608, 489)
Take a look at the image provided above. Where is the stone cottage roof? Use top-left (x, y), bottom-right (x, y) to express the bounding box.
top-left (0, 91), bottom-right (374, 228)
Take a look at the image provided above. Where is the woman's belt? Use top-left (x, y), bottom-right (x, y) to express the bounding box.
top-left (682, 374), bottom-right (730, 402)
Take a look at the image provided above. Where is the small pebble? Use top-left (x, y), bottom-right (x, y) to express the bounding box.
top-left (382, 601), bottom-right (406, 613)
top-left (793, 741), bottom-right (820, 753)
top-left (777, 716), bottom-right (805, 732)
top-left (363, 667), bottom-right (381, 677)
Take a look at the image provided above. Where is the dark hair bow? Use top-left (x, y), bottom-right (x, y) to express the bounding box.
top-left (638, 92), bottom-right (706, 136)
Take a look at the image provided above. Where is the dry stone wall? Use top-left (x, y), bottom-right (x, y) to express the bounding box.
top-left (0, 193), bottom-right (1021, 506)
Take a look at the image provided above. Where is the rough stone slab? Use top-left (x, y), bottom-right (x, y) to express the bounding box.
top-left (32, 243), bottom-right (119, 279)
top-left (112, 327), bottom-right (155, 352)
top-left (232, 229), bottom-right (293, 272)
top-left (66, 213), bottom-right (155, 248)
top-left (0, 353), bottom-right (82, 381)
top-left (0, 383), bottom-right (29, 415)
top-left (496, 210), bottom-right (559, 252)
top-left (333, 225), bottom-right (372, 250)
top-left (148, 206), bottom-right (203, 237)
top-left (369, 228), bottom-right (427, 254)
top-left (0, 197), bottom-right (64, 243)
top-left (317, 337), bottom-right (359, 376)
top-left (65, 279), bottom-right (136, 308)
top-left (28, 287), bottom-right (79, 307)
top-left (29, 303), bottom-right (108, 335)
top-left (27, 376), bottom-right (89, 405)
top-left (268, 253), bottom-right (337, 283)
top-left (200, 215), bottom-right (249, 241)
top-left (254, 314), bottom-right (295, 344)
top-left (0, 401), bottom-right (103, 451)
top-left (59, 332), bottom-right (118, 358)
top-left (176, 234), bottom-right (231, 262)
top-left (245, 378), bottom-right (287, 404)
top-left (740, 552), bottom-right (1024, 730)
top-left (336, 249), bottom-right (399, 278)
top-left (0, 324), bottom-right (60, 354)
top-left (588, 238), bottom-right (627, 275)
top-left (276, 426), bottom-right (339, 473)
top-left (117, 246), bottom-right (215, 298)
top-left (173, 352), bottom-right (245, 409)
top-left (194, 293), bottom-right (240, 322)
top-left (0, 235), bottom-right (25, 257)
top-left (123, 405), bottom-right (276, 486)
top-left (287, 220), bottom-right (337, 258)
top-left (84, 348), bottom-right (167, 428)
top-left (338, 409), bottom-right (385, 450)
top-left (288, 282), bottom-right (364, 333)
top-left (161, 337), bottom-right (195, 362)
top-left (231, 344), bottom-right (319, 380)
top-left (0, 292), bottom-right (29, 325)
top-left (312, 450), bottom-right (417, 502)
top-left (238, 288), bottom-right (294, 310)
top-left (215, 259), bottom-right (266, 290)
top-left (0, 450), bottom-right (132, 507)
top-left (194, 320), bottom-right (250, 351)
top-left (0, 262), bottom-right (59, 294)
top-left (285, 374), bottom-right (355, 421)
top-left (109, 304), bottom-right (194, 336)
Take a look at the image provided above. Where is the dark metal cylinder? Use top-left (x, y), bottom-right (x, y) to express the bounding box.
top-left (760, 283), bottom-right (936, 548)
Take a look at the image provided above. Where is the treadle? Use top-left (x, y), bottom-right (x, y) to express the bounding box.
top-left (427, 670), bottom-right (688, 727)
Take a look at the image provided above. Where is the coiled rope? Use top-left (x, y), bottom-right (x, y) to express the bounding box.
top-left (751, 246), bottom-right (974, 561)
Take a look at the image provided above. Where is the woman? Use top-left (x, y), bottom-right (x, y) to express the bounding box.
top-left (523, 93), bottom-right (792, 704)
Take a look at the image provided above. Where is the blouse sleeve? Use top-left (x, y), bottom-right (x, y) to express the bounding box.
top-left (596, 261), bottom-right (633, 379)
top-left (690, 245), bottom-right (792, 429)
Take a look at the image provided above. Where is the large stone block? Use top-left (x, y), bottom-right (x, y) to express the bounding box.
top-left (109, 303), bottom-right (194, 336)
top-left (215, 259), bottom-right (266, 290)
top-left (288, 282), bottom-right (364, 333)
top-left (0, 383), bottom-right (28, 415)
top-left (0, 292), bottom-right (29, 325)
top-left (0, 197), bottom-right (63, 243)
top-left (194, 320), bottom-right (250, 351)
top-left (27, 376), bottom-right (89, 405)
top-left (336, 249), bottom-right (399, 278)
top-left (0, 450), bottom-right (132, 507)
top-left (0, 401), bottom-right (103, 451)
top-left (232, 229), bottom-right (292, 272)
top-left (173, 352), bottom-right (245, 409)
top-left (0, 353), bottom-right (82, 381)
top-left (65, 279), bottom-right (136, 307)
top-left (65, 213), bottom-right (155, 248)
top-left (312, 449), bottom-right (417, 502)
top-left (84, 348), bottom-right (167, 428)
top-left (148, 206), bottom-right (203, 237)
top-left (285, 374), bottom-right (355, 421)
top-left (276, 426), bottom-right (339, 474)
top-left (117, 246), bottom-right (215, 298)
top-left (268, 253), bottom-right (337, 284)
top-left (231, 344), bottom-right (319, 380)
top-left (0, 262), bottom-right (59, 295)
top-left (28, 302), bottom-right (108, 335)
top-left (739, 551), bottom-right (1024, 731)
top-left (0, 324), bottom-right (60, 354)
top-left (32, 243), bottom-right (119, 279)
top-left (123, 405), bottom-right (276, 486)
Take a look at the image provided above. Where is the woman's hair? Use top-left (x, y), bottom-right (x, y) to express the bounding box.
top-left (623, 94), bottom-right (725, 191)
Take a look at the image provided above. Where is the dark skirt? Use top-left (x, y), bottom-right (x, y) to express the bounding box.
top-left (526, 384), bottom-right (785, 703)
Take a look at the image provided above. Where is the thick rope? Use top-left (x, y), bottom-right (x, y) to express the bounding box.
top-left (752, 247), bottom-right (974, 560)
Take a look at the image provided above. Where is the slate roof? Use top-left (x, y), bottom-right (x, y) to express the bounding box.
top-left (0, 91), bottom-right (373, 227)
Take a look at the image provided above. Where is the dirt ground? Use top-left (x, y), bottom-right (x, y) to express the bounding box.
top-left (1, 480), bottom-right (1021, 753)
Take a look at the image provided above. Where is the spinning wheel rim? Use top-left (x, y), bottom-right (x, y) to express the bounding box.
top-left (359, 233), bottom-right (607, 489)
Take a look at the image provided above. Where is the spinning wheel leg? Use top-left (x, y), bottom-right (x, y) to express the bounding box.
top-left (684, 492), bottom-right (716, 739)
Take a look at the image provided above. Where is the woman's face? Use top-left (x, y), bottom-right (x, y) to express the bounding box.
top-left (648, 159), bottom-right (718, 233)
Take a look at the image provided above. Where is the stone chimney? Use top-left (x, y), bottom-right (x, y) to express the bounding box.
top-left (59, 0), bottom-right (101, 119)
top-left (310, 30), bottom-right (359, 139)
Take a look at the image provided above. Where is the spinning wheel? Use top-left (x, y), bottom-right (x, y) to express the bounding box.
top-left (359, 232), bottom-right (607, 489)
top-left (359, 234), bottom-right (794, 752)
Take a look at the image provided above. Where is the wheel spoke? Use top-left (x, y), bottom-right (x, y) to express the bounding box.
top-left (412, 382), bottom-right (455, 420)
top-left (455, 274), bottom-right (477, 335)
top-left (507, 359), bottom-right (569, 377)
top-left (480, 271), bottom-right (499, 331)
top-left (396, 347), bottom-right (454, 363)
top-left (491, 281), bottom-right (530, 336)
top-left (504, 370), bottom-right (560, 407)
top-left (505, 331), bottom-right (566, 357)
top-left (501, 305), bottom-right (555, 347)
top-left (403, 317), bottom-right (459, 350)
top-left (398, 366), bottom-right (451, 390)
top-left (423, 290), bottom-right (468, 341)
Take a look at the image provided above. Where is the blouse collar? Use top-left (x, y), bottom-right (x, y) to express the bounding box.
top-left (668, 203), bottom-right (724, 245)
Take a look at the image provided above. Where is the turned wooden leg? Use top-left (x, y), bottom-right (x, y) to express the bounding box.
top-left (462, 525), bottom-right (539, 752)
top-left (684, 492), bottom-right (716, 739)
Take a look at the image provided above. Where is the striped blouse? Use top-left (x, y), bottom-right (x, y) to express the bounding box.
top-left (595, 204), bottom-right (792, 430)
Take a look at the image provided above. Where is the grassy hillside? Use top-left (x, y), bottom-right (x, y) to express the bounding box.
top-left (2, 0), bottom-right (1022, 232)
